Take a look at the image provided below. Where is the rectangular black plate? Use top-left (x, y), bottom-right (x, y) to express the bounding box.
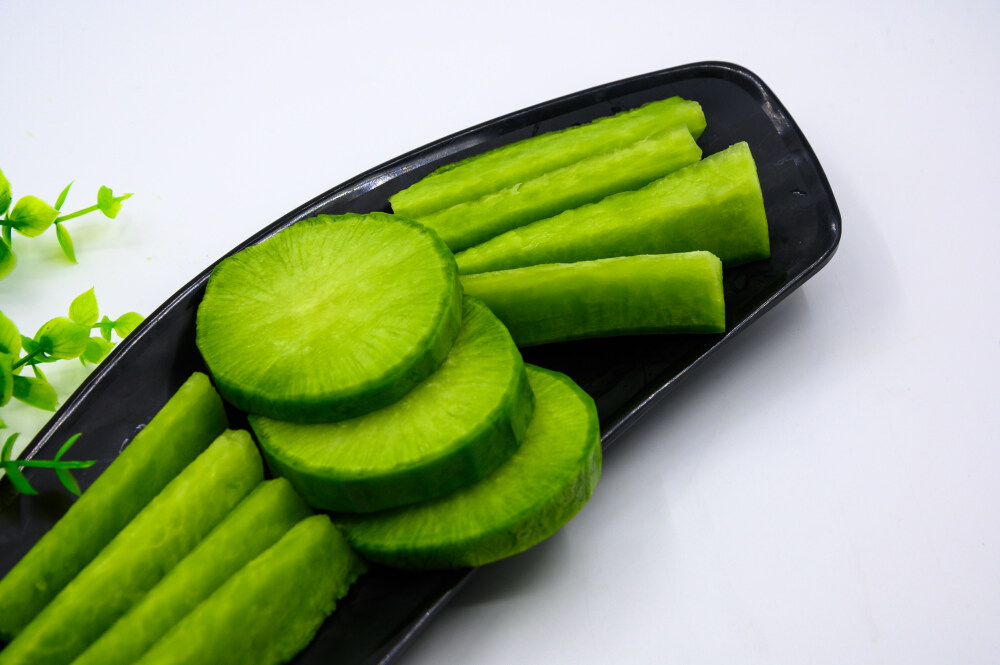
top-left (0, 62), bottom-right (840, 664)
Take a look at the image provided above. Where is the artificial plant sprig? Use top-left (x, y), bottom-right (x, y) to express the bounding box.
top-left (1, 432), bottom-right (94, 496)
top-left (0, 168), bottom-right (132, 278)
top-left (1, 287), bottom-right (143, 427)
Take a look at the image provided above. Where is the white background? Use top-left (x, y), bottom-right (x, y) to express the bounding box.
top-left (2, 1), bottom-right (999, 663)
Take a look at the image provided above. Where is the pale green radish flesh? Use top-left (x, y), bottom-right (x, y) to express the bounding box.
top-left (461, 252), bottom-right (726, 347)
top-left (0, 372), bottom-right (227, 641)
top-left (196, 213), bottom-right (462, 423)
top-left (0, 430), bottom-right (263, 665)
top-left (336, 365), bottom-right (600, 570)
top-left (134, 515), bottom-right (366, 665)
top-left (390, 96), bottom-right (706, 218)
top-left (71, 479), bottom-right (312, 665)
top-left (251, 297), bottom-right (533, 513)
top-left (415, 125), bottom-right (702, 252)
top-left (455, 141), bottom-right (770, 274)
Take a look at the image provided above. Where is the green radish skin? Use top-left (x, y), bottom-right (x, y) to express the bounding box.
top-left (196, 213), bottom-right (463, 423)
top-left (0, 430), bottom-right (263, 665)
top-left (415, 125), bottom-right (702, 253)
top-left (390, 96), bottom-right (706, 219)
top-left (251, 297), bottom-right (534, 513)
top-left (133, 515), bottom-right (366, 665)
top-left (336, 365), bottom-right (600, 570)
top-left (70, 478), bottom-right (312, 665)
top-left (461, 252), bottom-right (726, 347)
top-left (0, 372), bottom-right (227, 641)
top-left (455, 141), bottom-right (770, 274)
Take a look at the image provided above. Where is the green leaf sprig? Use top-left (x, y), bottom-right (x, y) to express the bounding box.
top-left (1, 432), bottom-right (95, 496)
top-left (1, 288), bottom-right (143, 425)
top-left (0, 168), bottom-right (132, 279)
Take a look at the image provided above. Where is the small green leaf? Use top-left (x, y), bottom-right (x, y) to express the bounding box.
top-left (55, 223), bottom-right (77, 263)
top-left (0, 169), bottom-right (11, 216)
top-left (96, 186), bottom-right (117, 217)
top-left (34, 317), bottom-right (90, 360)
top-left (97, 315), bottom-right (114, 342)
top-left (1, 432), bottom-right (16, 462)
top-left (54, 433), bottom-right (82, 461)
top-left (3, 463), bottom-right (38, 495)
top-left (55, 467), bottom-right (82, 496)
top-left (54, 181), bottom-right (73, 211)
top-left (0, 352), bottom-right (14, 407)
top-left (0, 237), bottom-right (16, 281)
top-left (82, 336), bottom-right (113, 364)
top-left (0, 416), bottom-right (5, 428)
top-left (0, 310), bottom-right (19, 356)
top-left (8, 195), bottom-right (58, 237)
top-left (19, 335), bottom-right (39, 355)
top-left (113, 312), bottom-right (144, 338)
top-left (31, 363), bottom-right (47, 382)
top-left (69, 288), bottom-right (99, 326)
top-left (12, 375), bottom-right (58, 411)
top-left (97, 186), bottom-right (132, 219)
top-left (2, 225), bottom-right (10, 246)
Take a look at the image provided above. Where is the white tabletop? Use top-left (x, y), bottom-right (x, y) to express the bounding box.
top-left (2, 2), bottom-right (999, 663)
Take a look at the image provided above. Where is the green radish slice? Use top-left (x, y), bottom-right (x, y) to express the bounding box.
top-left (461, 252), bottom-right (725, 347)
top-left (0, 430), bottom-right (263, 665)
top-left (196, 213), bottom-right (463, 423)
top-left (390, 96), bottom-right (706, 219)
top-left (134, 515), bottom-right (366, 665)
top-left (0, 372), bottom-right (227, 641)
top-left (415, 125), bottom-right (702, 253)
top-left (251, 297), bottom-right (534, 513)
top-left (71, 478), bottom-right (312, 665)
top-left (455, 141), bottom-right (770, 274)
top-left (336, 364), bottom-right (600, 570)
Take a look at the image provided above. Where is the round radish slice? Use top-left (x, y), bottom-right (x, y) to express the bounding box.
top-left (251, 297), bottom-right (534, 513)
top-left (196, 213), bottom-right (462, 423)
top-left (336, 364), bottom-right (601, 569)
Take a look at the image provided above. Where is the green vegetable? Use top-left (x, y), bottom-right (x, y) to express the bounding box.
top-left (251, 297), bottom-right (534, 513)
top-left (196, 213), bottom-right (462, 423)
top-left (0, 372), bottom-right (227, 640)
top-left (415, 125), bottom-right (702, 252)
top-left (133, 515), bottom-right (366, 665)
top-left (455, 141), bottom-right (770, 274)
top-left (389, 96), bottom-right (706, 219)
top-left (461, 252), bottom-right (726, 347)
top-left (72, 478), bottom-right (312, 665)
top-left (0, 430), bottom-right (263, 665)
top-left (336, 364), bottom-right (600, 570)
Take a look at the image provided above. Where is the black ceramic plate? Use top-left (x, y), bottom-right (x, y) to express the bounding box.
top-left (0, 62), bottom-right (840, 663)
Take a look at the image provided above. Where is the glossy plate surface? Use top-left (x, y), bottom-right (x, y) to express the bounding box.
top-left (0, 62), bottom-right (840, 663)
